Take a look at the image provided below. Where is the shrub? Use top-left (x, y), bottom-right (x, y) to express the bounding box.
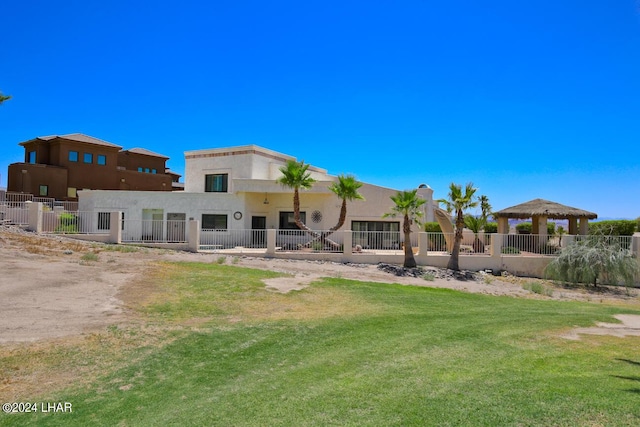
top-left (502, 246), bottom-right (520, 254)
top-left (484, 222), bottom-right (498, 233)
top-left (523, 282), bottom-right (553, 297)
top-left (423, 222), bottom-right (442, 232)
top-left (589, 220), bottom-right (636, 236)
top-left (515, 222), bottom-right (554, 234)
top-left (55, 213), bottom-right (79, 234)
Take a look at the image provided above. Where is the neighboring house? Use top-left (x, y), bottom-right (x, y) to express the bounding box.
top-left (6, 134), bottom-right (178, 201)
top-left (78, 145), bottom-right (436, 244)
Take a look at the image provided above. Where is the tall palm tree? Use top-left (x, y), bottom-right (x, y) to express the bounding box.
top-left (383, 189), bottom-right (425, 268)
top-left (327, 174), bottom-right (364, 232)
top-left (479, 195), bottom-right (492, 222)
top-left (276, 159), bottom-right (316, 231)
top-left (438, 182), bottom-right (478, 271)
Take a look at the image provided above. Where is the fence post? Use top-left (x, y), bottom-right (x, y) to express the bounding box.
top-left (27, 202), bottom-right (43, 233)
top-left (109, 211), bottom-right (122, 244)
top-left (343, 230), bottom-right (352, 257)
top-left (633, 233), bottom-right (640, 263)
top-left (266, 229), bottom-right (276, 256)
top-left (188, 220), bottom-right (200, 252)
top-left (491, 233), bottom-right (502, 260)
top-left (415, 232), bottom-right (429, 264)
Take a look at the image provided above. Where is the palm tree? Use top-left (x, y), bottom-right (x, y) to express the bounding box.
top-left (276, 160), bottom-right (316, 231)
top-left (0, 91), bottom-right (11, 104)
top-left (464, 214), bottom-right (486, 253)
top-left (479, 195), bottom-right (492, 222)
top-left (438, 182), bottom-right (478, 271)
top-left (383, 189), bottom-right (425, 268)
top-left (327, 174), bottom-right (364, 232)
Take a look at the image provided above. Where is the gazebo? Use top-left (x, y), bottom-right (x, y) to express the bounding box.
top-left (493, 198), bottom-right (597, 235)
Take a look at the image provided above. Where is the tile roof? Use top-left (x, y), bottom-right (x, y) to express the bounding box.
top-left (124, 147), bottom-right (169, 159)
top-left (21, 133), bottom-right (123, 149)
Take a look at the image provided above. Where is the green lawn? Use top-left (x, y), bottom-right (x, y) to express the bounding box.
top-left (4, 262), bottom-right (640, 426)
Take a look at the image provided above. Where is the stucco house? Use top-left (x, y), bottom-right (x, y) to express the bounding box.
top-left (78, 145), bottom-right (436, 246)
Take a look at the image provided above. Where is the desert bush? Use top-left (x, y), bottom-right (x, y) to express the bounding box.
top-left (81, 252), bottom-right (98, 262)
top-left (516, 223), bottom-right (532, 234)
top-left (545, 233), bottom-right (639, 287)
top-left (589, 220), bottom-right (636, 236)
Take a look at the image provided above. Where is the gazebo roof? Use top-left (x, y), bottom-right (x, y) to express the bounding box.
top-left (494, 198), bottom-right (597, 220)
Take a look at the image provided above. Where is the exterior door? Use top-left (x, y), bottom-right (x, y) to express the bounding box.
top-left (251, 216), bottom-right (266, 247)
top-left (167, 213), bottom-right (186, 242)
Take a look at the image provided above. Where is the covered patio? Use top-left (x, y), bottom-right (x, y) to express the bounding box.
top-left (494, 198), bottom-right (597, 236)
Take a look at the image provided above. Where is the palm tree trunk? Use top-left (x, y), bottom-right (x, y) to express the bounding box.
top-left (403, 214), bottom-right (417, 268)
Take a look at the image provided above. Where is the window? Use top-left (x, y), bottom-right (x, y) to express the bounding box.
top-left (202, 214), bottom-right (227, 230)
top-left (138, 167), bottom-right (143, 172)
top-left (67, 187), bottom-right (77, 198)
top-left (151, 169), bottom-right (156, 174)
top-left (83, 153), bottom-right (93, 163)
top-left (39, 185), bottom-right (48, 196)
top-left (98, 212), bottom-right (111, 230)
top-left (205, 174), bottom-right (228, 192)
top-left (97, 155), bottom-right (106, 165)
top-left (28, 151), bottom-right (36, 164)
top-left (69, 151), bottom-right (79, 162)
top-left (279, 211), bottom-right (306, 230)
top-left (145, 168), bottom-right (150, 173)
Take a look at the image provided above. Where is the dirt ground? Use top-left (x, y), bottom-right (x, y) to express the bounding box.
top-left (1, 226), bottom-right (639, 344)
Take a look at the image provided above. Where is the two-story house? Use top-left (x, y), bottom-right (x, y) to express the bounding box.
top-left (78, 144), bottom-right (436, 245)
top-left (7, 134), bottom-right (175, 200)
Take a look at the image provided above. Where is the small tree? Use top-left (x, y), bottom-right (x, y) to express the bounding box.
top-left (479, 195), bottom-right (492, 222)
top-left (383, 190), bottom-right (425, 268)
top-left (545, 233), bottom-right (640, 287)
top-left (0, 91), bottom-right (10, 104)
top-left (327, 174), bottom-right (364, 233)
top-left (438, 182), bottom-right (478, 271)
top-left (464, 214), bottom-right (486, 253)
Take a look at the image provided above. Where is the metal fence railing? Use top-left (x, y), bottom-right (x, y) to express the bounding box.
top-left (276, 229), bottom-right (344, 253)
top-left (424, 232), bottom-right (491, 255)
top-left (499, 234), bottom-right (562, 256)
top-left (200, 229), bottom-right (267, 251)
top-left (42, 211), bottom-right (105, 234)
top-left (122, 219), bottom-right (188, 243)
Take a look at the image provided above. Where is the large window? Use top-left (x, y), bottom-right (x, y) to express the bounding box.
top-left (279, 211), bottom-right (306, 230)
top-left (98, 212), bottom-right (111, 230)
top-left (205, 174), bottom-right (228, 192)
top-left (28, 151), bottom-right (36, 164)
top-left (97, 154), bottom-right (106, 165)
top-left (69, 151), bottom-right (79, 162)
top-left (83, 153), bottom-right (93, 164)
top-left (202, 214), bottom-right (227, 230)
top-left (352, 221), bottom-right (401, 249)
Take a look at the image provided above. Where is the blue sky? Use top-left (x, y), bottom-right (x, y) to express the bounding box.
top-left (1, 1), bottom-right (639, 219)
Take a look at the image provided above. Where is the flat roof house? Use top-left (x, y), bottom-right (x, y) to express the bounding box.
top-left (7, 133), bottom-right (176, 201)
top-left (78, 145), bottom-right (435, 245)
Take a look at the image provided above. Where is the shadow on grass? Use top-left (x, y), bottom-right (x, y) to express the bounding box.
top-left (613, 359), bottom-right (640, 393)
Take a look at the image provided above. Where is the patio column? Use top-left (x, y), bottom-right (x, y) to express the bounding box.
top-left (579, 218), bottom-right (589, 235)
top-left (498, 217), bottom-right (509, 234)
top-left (568, 218), bottom-right (578, 235)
